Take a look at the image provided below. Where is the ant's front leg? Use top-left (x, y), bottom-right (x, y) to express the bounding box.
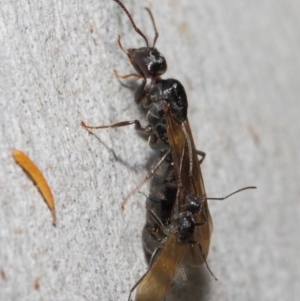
top-left (114, 70), bottom-right (141, 91)
top-left (114, 68), bottom-right (147, 105)
top-left (114, 70), bottom-right (141, 80)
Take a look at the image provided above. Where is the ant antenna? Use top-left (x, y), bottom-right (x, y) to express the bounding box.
top-left (206, 186), bottom-right (257, 201)
top-left (144, 7), bottom-right (159, 47)
top-left (112, 0), bottom-right (149, 48)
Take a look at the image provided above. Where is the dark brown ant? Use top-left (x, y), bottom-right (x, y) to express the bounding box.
top-left (81, 0), bottom-right (208, 266)
top-left (127, 151), bottom-right (210, 301)
top-left (81, 1), bottom-right (256, 299)
top-left (81, 5), bottom-right (196, 251)
top-left (82, 0), bottom-right (189, 150)
top-left (81, 1), bottom-right (199, 215)
top-left (81, 1), bottom-right (213, 294)
top-left (131, 152), bottom-right (256, 301)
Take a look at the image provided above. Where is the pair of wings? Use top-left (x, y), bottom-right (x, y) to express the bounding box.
top-left (135, 113), bottom-right (212, 301)
top-left (166, 113), bottom-right (212, 263)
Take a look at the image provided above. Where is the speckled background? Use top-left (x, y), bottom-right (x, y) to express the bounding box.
top-left (1, 0), bottom-right (299, 300)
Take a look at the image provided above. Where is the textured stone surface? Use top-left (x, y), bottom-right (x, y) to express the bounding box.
top-left (1, 0), bottom-right (299, 300)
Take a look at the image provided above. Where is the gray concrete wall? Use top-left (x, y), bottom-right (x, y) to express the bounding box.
top-left (1, 0), bottom-right (299, 300)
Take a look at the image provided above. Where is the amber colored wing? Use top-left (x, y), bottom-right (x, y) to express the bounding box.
top-left (165, 114), bottom-right (212, 265)
top-left (135, 233), bottom-right (187, 301)
top-left (183, 120), bottom-right (212, 264)
top-left (165, 115), bottom-right (205, 198)
top-left (187, 205), bottom-right (213, 266)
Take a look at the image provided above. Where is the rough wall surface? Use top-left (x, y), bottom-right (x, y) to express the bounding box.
top-left (1, 0), bottom-right (299, 300)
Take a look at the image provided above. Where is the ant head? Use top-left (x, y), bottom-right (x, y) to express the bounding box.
top-left (177, 212), bottom-right (195, 242)
top-left (127, 47), bottom-right (167, 78)
top-left (185, 194), bottom-right (201, 214)
top-left (113, 1), bottom-right (166, 78)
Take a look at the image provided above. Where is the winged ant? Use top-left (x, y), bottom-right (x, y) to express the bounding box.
top-left (81, 1), bottom-right (256, 300)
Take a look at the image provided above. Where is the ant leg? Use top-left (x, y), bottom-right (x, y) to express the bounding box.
top-left (127, 242), bottom-right (164, 301)
top-left (127, 268), bottom-right (150, 301)
top-left (148, 244), bottom-right (163, 267)
top-left (188, 240), bottom-right (217, 281)
top-left (146, 211), bottom-right (166, 236)
top-left (141, 78), bottom-right (158, 107)
top-left (196, 150), bottom-right (206, 165)
top-left (121, 149), bottom-right (171, 209)
top-left (135, 78), bottom-right (147, 104)
top-left (81, 120), bottom-right (151, 133)
top-left (114, 70), bottom-right (141, 91)
top-left (114, 69), bottom-right (141, 80)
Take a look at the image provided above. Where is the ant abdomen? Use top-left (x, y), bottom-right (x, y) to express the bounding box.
top-left (142, 151), bottom-right (177, 262)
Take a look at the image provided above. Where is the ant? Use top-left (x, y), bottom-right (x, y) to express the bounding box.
top-left (81, 1), bottom-right (256, 300)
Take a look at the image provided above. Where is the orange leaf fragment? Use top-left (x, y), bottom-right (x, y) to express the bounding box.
top-left (12, 149), bottom-right (56, 226)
